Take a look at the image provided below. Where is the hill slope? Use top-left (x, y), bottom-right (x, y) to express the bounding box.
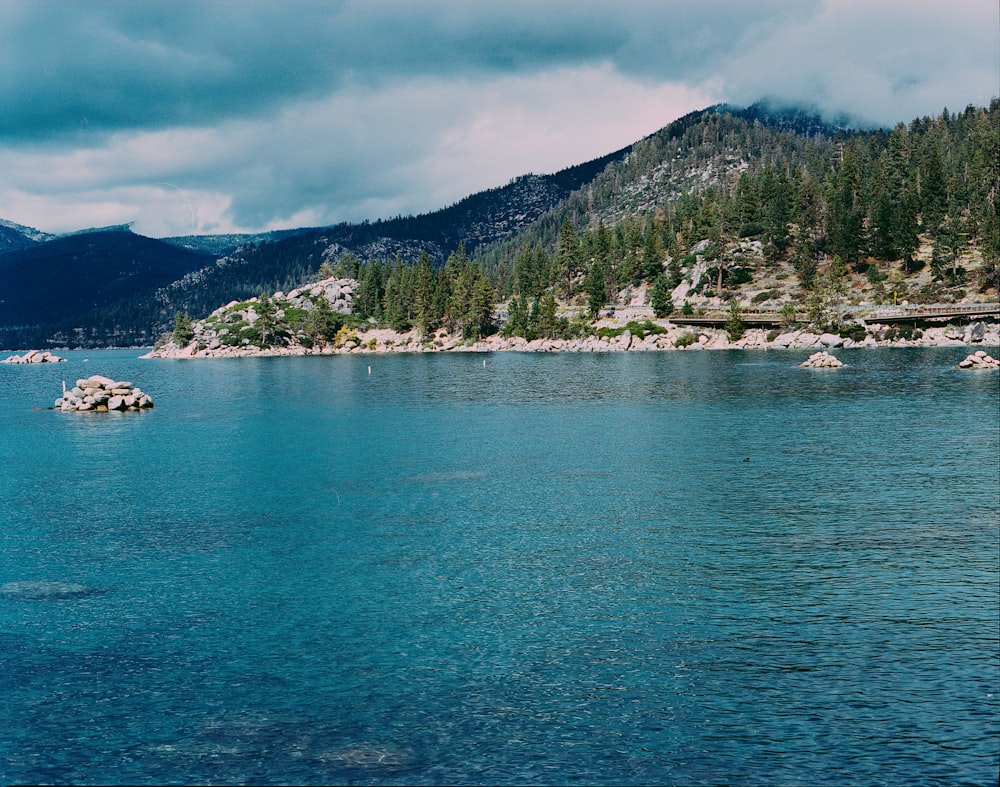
top-left (0, 229), bottom-right (215, 348)
top-left (0, 145), bottom-right (630, 348)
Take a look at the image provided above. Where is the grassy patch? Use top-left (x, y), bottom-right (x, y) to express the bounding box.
top-left (595, 320), bottom-right (668, 339)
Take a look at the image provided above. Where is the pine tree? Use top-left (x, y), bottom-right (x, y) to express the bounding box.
top-left (725, 298), bottom-right (745, 341)
top-left (413, 253), bottom-right (436, 337)
top-left (172, 310), bottom-right (194, 345)
top-left (557, 216), bottom-right (581, 297)
top-left (920, 141), bottom-right (948, 234)
top-left (502, 296), bottom-right (529, 338)
top-left (585, 261), bottom-right (608, 318)
top-left (535, 292), bottom-right (559, 339)
top-left (650, 274), bottom-right (673, 318)
top-left (304, 295), bottom-right (341, 345)
top-left (468, 274), bottom-right (495, 339)
top-left (641, 216), bottom-right (664, 280)
top-left (828, 143), bottom-right (865, 264)
top-left (253, 293), bottom-right (278, 347)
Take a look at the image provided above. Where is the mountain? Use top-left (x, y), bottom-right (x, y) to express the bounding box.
top-left (0, 141), bottom-right (633, 349)
top-left (0, 228), bottom-right (215, 348)
top-left (162, 228), bottom-right (319, 256)
top-left (2, 98), bottom-right (996, 349)
top-left (0, 219), bottom-right (56, 253)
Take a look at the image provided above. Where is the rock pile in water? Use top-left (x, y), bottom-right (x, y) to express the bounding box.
top-left (956, 350), bottom-right (1000, 369)
top-left (55, 375), bottom-right (154, 412)
top-left (800, 351), bottom-right (844, 368)
top-left (3, 350), bottom-right (66, 364)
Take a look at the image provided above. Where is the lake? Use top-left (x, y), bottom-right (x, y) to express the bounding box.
top-left (1, 347), bottom-right (998, 785)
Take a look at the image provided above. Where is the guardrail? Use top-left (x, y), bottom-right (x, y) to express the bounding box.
top-left (667, 303), bottom-right (999, 327)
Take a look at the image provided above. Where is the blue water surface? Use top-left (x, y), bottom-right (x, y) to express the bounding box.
top-left (1, 348), bottom-right (997, 786)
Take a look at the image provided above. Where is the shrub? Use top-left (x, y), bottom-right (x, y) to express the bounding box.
top-left (674, 331), bottom-right (697, 348)
top-left (840, 323), bottom-right (867, 343)
top-left (723, 267), bottom-right (752, 287)
top-left (596, 320), bottom-right (667, 340)
top-left (866, 262), bottom-right (888, 282)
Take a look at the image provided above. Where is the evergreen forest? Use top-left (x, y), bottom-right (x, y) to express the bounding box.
top-left (317, 101), bottom-right (999, 341)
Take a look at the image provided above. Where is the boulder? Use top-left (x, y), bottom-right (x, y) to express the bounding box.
top-left (956, 351), bottom-right (999, 369)
top-left (2, 350), bottom-right (66, 364)
top-left (966, 322), bottom-right (987, 343)
top-left (800, 351), bottom-right (843, 368)
top-left (53, 376), bottom-right (154, 412)
top-left (770, 331), bottom-right (798, 348)
top-left (819, 333), bottom-right (844, 348)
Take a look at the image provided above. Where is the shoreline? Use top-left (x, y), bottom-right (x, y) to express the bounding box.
top-left (142, 322), bottom-right (1000, 359)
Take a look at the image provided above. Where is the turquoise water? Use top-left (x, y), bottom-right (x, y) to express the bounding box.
top-left (1, 348), bottom-right (997, 786)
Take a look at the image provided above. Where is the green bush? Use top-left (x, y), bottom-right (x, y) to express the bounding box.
top-left (595, 320), bottom-right (667, 339)
top-left (674, 331), bottom-right (697, 348)
top-left (839, 323), bottom-right (868, 343)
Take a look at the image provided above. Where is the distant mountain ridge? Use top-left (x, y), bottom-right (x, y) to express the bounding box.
top-left (0, 229), bottom-right (214, 347)
top-left (0, 218), bottom-right (57, 252)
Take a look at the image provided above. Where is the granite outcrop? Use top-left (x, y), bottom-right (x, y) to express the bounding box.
top-left (3, 350), bottom-right (65, 364)
top-left (55, 375), bottom-right (154, 412)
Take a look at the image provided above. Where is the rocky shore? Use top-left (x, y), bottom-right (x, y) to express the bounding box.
top-left (145, 320), bottom-right (1000, 359)
top-left (3, 350), bottom-right (65, 363)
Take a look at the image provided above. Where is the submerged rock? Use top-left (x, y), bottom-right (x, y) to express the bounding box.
top-left (317, 745), bottom-right (415, 768)
top-left (1, 581), bottom-right (105, 600)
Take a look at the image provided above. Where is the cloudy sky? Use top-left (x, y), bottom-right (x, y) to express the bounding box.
top-left (2, 1), bottom-right (996, 238)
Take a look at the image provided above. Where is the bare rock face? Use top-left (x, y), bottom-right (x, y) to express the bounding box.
top-left (2, 350), bottom-right (66, 364)
top-left (957, 350), bottom-right (1000, 370)
top-left (54, 376), bottom-right (154, 412)
top-left (800, 351), bottom-right (843, 368)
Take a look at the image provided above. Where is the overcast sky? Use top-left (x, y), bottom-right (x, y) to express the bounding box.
top-left (2, 0), bottom-right (997, 238)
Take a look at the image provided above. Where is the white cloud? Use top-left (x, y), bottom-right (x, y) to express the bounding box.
top-left (722, 0), bottom-right (999, 124)
top-left (1, 65), bottom-right (719, 236)
top-left (0, 1), bottom-right (994, 237)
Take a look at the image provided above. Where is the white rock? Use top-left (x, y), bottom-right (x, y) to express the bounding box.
top-left (800, 351), bottom-right (843, 368)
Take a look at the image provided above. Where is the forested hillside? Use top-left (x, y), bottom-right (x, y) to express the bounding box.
top-left (346, 101), bottom-right (998, 341)
top-left (0, 229), bottom-right (215, 348)
top-left (144, 149), bottom-right (631, 331)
